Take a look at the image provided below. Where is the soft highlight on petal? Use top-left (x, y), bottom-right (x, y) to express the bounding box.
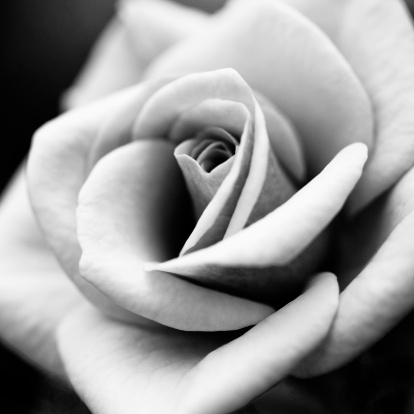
top-left (177, 272), bottom-right (339, 414)
top-left (133, 68), bottom-right (255, 141)
top-left (282, 0), bottom-right (414, 211)
top-left (57, 273), bottom-right (337, 414)
top-left (149, 143), bottom-right (367, 274)
top-left (145, 0), bottom-right (373, 176)
top-left (77, 141), bottom-right (274, 331)
top-left (28, 86), bottom-right (172, 323)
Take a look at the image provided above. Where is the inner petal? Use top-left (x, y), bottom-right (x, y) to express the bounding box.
top-left (169, 99), bottom-right (249, 143)
top-left (144, 0), bottom-right (373, 177)
top-left (175, 127), bottom-right (240, 219)
top-left (192, 127), bottom-right (238, 173)
top-left (132, 68), bottom-right (255, 142)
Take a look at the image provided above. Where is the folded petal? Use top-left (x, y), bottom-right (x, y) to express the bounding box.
top-left (177, 96), bottom-right (296, 258)
top-left (282, 0), bottom-right (414, 211)
top-left (294, 165), bottom-right (414, 377)
top-left (133, 69), bottom-right (255, 140)
top-left (177, 272), bottom-right (339, 414)
top-left (28, 84), bottom-right (171, 322)
top-left (77, 141), bottom-right (274, 331)
top-left (150, 144), bottom-right (367, 271)
top-left (145, 0), bottom-right (373, 176)
top-left (57, 273), bottom-right (338, 414)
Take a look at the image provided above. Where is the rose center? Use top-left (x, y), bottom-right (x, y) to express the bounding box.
top-left (189, 127), bottom-right (239, 173)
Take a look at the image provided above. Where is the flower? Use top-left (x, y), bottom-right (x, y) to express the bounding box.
top-left (27, 0), bottom-right (414, 361)
top-left (2, 0), bottom-right (414, 412)
top-left (28, 0), bottom-right (371, 333)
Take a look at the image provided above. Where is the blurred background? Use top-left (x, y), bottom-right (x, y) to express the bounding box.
top-left (1, 0), bottom-right (414, 413)
top-left (0, 0), bottom-right (114, 191)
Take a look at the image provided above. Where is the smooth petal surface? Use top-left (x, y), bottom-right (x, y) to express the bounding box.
top-left (63, 0), bottom-right (208, 109)
top-left (0, 168), bottom-right (82, 376)
top-left (77, 141), bottom-right (274, 331)
top-left (224, 101), bottom-right (295, 236)
top-left (145, 0), bottom-right (373, 176)
top-left (133, 69), bottom-right (255, 140)
top-left (28, 85), bottom-right (172, 323)
top-left (57, 273), bottom-right (338, 414)
top-left (294, 165), bottom-right (414, 377)
top-left (150, 144), bottom-right (367, 273)
top-left (282, 0), bottom-right (414, 211)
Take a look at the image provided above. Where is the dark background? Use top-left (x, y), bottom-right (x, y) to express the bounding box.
top-left (1, 1), bottom-right (414, 413)
top-left (0, 0), bottom-right (115, 191)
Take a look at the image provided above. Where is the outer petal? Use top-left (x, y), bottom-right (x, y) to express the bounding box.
top-left (63, 0), bottom-right (208, 108)
top-left (145, 0), bottom-right (373, 176)
top-left (0, 168), bottom-right (82, 376)
top-left (77, 141), bottom-right (274, 331)
top-left (28, 83), bottom-right (172, 323)
top-left (294, 165), bottom-right (414, 377)
top-left (282, 0), bottom-right (414, 211)
top-left (57, 273), bottom-right (338, 414)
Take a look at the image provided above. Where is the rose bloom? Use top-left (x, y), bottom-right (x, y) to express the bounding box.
top-left (2, 0), bottom-right (414, 413)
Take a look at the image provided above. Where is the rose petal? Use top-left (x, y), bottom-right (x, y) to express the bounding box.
top-left (0, 168), bottom-right (82, 376)
top-left (177, 273), bottom-right (339, 414)
top-left (132, 68), bottom-right (256, 140)
top-left (293, 165), bottom-right (414, 377)
top-left (28, 85), bottom-right (171, 322)
top-left (175, 136), bottom-right (235, 219)
top-left (179, 95), bottom-right (295, 257)
top-left (282, 0), bottom-right (414, 212)
top-left (87, 77), bottom-right (172, 169)
top-left (62, 0), bottom-right (208, 109)
top-left (145, 0), bottom-right (373, 176)
top-left (56, 273), bottom-right (338, 414)
top-left (170, 99), bottom-right (248, 142)
top-left (255, 93), bottom-right (306, 184)
top-left (178, 115), bottom-right (254, 254)
top-left (77, 140), bottom-right (274, 331)
top-left (171, 95), bottom-right (306, 184)
top-left (295, 212), bottom-right (414, 377)
top-left (225, 100), bottom-right (295, 237)
top-left (149, 143), bottom-right (367, 273)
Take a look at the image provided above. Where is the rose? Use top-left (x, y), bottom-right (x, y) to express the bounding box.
top-left (26, 0), bottom-right (414, 370)
top-left (1, 0), bottom-right (414, 412)
top-left (28, 0), bottom-right (372, 335)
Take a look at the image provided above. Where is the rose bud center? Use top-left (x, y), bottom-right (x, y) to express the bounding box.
top-left (186, 127), bottom-right (239, 173)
